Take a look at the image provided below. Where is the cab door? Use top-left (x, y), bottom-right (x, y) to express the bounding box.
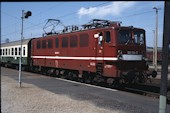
top-left (95, 31), bottom-right (104, 76)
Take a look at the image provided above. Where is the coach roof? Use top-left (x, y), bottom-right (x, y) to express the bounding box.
top-left (1, 38), bottom-right (32, 47)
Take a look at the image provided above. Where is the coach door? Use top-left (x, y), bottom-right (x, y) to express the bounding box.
top-left (94, 31), bottom-right (104, 76)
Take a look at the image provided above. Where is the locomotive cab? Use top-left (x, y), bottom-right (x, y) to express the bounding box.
top-left (113, 27), bottom-right (157, 83)
top-left (117, 27), bottom-right (146, 61)
top-left (91, 22), bottom-right (156, 84)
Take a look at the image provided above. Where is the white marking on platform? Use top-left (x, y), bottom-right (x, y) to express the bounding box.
top-left (55, 77), bottom-right (117, 92)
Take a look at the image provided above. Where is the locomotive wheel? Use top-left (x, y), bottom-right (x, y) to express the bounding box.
top-left (85, 77), bottom-right (91, 84)
top-left (82, 73), bottom-right (91, 84)
top-left (79, 78), bottom-right (84, 83)
top-left (15, 65), bottom-right (19, 70)
top-left (41, 68), bottom-right (47, 75)
top-left (55, 70), bottom-right (60, 77)
top-left (92, 76), bottom-right (100, 85)
top-left (119, 78), bottom-right (125, 84)
top-left (5, 64), bottom-right (8, 68)
top-left (99, 77), bottom-right (107, 87)
top-left (106, 78), bottom-right (114, 86)
top-left (48, 69), bottom-right (55, 76)
top-left (138, 74), bottom-right (147, 83)
top-left (21, 67), bottom-right (25, 71)
top-left (61, 70), bottom-right (68, 79)
top-left (69, 72), bottom-right (78, 81)
top-left (34, 67), bottom-right (38, 73)
top-left (66, 72), bottom-right (72, 80)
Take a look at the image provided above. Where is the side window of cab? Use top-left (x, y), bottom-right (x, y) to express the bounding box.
top-left (105, 31), bottom-right (111, 43)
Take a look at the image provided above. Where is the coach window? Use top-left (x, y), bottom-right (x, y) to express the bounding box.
top-left (8, 49), bottom-right (10, 56)
top-left (0, 49), bottom-right (1, 55)
top-left (23, 47), bottom-right (25, 56)
top-left (70, 35), bottom-right (78, 47)
top-left (42, 40), bottom-right (46, 49)
top-left (3, 49), bottom-right (5, 55)
top-left (5, 49), bottom-right (8, 55)
top-left (6, 48), bottom-right (7, 55)
top-left (1, 49), bottom-right (2, 55)
top-left (12, 48), bottom-right (14, 55)
top-left (55, 38), bottom-right (59, 48)
top-left (105, 31), bottom-right (111, 43)
top-left (2, 49), bottom-right (4, 55)
top-left (7, 48), bottom-right (9, 55)
top-left (48, 39), bottom-right (53, 48)
top-left (19, 47), bottom-right (21, 55)
top-left (37, 40), bottom-right (41, 49)
top-left (3, 49), bottom-right (4, 55)
top-left (80, 34), bottom-right (89, 47)
top-left (15, 47), bottom-right (17, 55)
top-left (62, 37), bottom-right (68, 48)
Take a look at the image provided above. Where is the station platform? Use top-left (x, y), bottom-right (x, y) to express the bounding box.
top-left (1, 67), bottom-right (170, 113)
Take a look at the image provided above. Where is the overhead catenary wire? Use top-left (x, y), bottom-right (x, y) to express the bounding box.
top-left (1, 2), bottom-right (111, 38)
top-left (1, 2), bottom-right (164, 41)
top-left (1, 2), bottom-right (108, 30)
top-left (35, 2), bottom-right (65, 16)
top-left (1, 10), bottom-right (158, 38)
top-left (1, 2), bottom-right (65, 29)
top-left (0, 2), bottom-right (141, 36)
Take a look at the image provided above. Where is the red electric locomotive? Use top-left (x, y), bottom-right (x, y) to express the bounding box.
top-left (30, 19), bottom-right (156, 85)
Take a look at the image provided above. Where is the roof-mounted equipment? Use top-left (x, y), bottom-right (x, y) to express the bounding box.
top-left (43, 19), bottom-right (65, 36)
top-left (82, 19), bottom-right (122, 29)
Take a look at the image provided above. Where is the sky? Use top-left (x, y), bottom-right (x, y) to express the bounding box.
top-left (1, 1), bottom-right (165, 47)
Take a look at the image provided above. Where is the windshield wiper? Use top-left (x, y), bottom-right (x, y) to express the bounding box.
top-left (125, 38), bottom-right (131, 45)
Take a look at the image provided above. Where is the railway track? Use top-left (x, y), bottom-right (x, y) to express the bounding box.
top-left (110, 83), bottom-right (170, 104)
top-left (123, 86), bottom-right (170, 104)
top-left (52, 72), bottom-right (170, 105)
top-left (69, 75), bottom-right (170, 104)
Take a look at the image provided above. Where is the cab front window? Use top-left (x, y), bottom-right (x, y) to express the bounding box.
top-left (134, 31), bottom-right (145, 45)
top-left (118, 30), bottom-right (131, 44)
top-left (118, 30), bottom-right (145, 45)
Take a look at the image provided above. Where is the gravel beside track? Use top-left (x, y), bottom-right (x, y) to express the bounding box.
top-left (1, 75), bottom-right (121, 113)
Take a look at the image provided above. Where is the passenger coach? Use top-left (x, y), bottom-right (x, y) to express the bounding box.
top-left (1, 39), bottom-right (32, 70)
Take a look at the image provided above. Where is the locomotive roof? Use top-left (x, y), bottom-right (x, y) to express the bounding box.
top-left (1, 38), bottom-right (32, 47)
top-left (42, 19), bottom-right (122, 37)
top-left (42, 19), bottom-right (145, 37)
